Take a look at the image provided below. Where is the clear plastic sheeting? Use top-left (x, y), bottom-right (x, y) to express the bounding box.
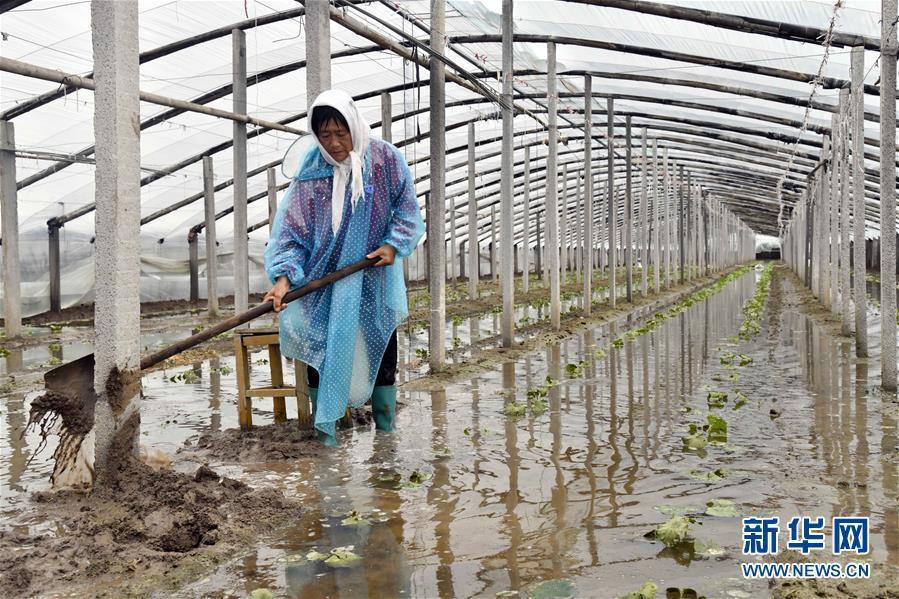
top-left (0, 0), bottom-right (893, 313)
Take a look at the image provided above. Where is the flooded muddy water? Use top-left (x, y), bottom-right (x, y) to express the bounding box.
top-left (3, 265), bottom-right (898, 598)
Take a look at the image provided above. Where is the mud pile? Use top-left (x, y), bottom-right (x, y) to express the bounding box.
top-left (0, 458), bottom-right (304, 597)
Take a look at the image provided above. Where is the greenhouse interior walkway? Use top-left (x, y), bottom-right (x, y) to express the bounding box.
top-left (2, 0), bottom-right (899, 597)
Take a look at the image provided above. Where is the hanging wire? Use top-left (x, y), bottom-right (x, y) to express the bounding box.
top-left (775, 0), bottom-right (844, 236)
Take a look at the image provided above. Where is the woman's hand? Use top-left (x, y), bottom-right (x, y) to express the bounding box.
top-left (367, 243), bottom-right (397, 266)
top-left (264, 276), bottom-right (291, 312)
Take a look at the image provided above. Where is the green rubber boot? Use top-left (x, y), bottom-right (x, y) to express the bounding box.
top-left (371, 385), bottom-right (396, 432)
top-left (309, 387), bottom-right (338, 447)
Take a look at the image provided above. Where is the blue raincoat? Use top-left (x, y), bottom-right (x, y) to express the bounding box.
top-left (265, 115), bottom-right (424, 438)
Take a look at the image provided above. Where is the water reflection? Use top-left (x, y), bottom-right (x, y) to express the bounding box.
top-left (9, 268), bottom-right (899, 597)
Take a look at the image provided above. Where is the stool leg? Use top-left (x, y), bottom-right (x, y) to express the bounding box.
top-left (235, 337), bottom-right (253, 430)
top-left (294, 360), bottom-right (312, 429)
top-left (269, 344), bottom-right (287, 424)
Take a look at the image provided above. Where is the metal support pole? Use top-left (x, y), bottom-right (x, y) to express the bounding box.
top-left (203, 156), bottom-right (218, 316)
top-left (851, 46), bottom-right (868, 356)
top-left (625, 115), bottom-right (633, 302)
top-left (188, 233), bottom-right (199, 302)
top-left (0, 120), bottom-right (21, 336)
top-left (232, 29), bottom-right (249, 316)
top-left (523, 146), bottom-right (531, 294)
top-left (91, 0), bottom-right (141, 482)
top-left (881, 0), bottom-right (897, 390)
top-left (49, 226), bottom-right (60, 312)
top-left (305, 0), bottom-right (331, 108)
top-left (467, 123), bottom-right (478, 299)
top-left (381, 91), bottom-right (392, 143)
top-left (267, 167), bottom-right (278, 231)
top-left (429, 0), bottom-right (447, 368)
top-left (607, 98), bottom-right (617, 308)
top-left (583, 75), bottom-right (593, 315)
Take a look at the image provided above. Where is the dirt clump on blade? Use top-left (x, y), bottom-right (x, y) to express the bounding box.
top-left (27, 389), bottom-right (96, 486)
top-left (0, 455), bottom-right (303, 598)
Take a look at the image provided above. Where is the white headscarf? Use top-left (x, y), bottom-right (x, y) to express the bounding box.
top-left (310, 89), bottom-right (371, 234)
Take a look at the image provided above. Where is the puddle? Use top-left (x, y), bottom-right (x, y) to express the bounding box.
top-left (3, 266), bottom-right (897, 597)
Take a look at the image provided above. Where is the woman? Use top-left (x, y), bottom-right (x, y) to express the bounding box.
top-left (264, 89), bottom-right (425, 445)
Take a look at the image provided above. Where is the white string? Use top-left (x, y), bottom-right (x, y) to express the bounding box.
top-left (776, 0), bottom-right (844, 236)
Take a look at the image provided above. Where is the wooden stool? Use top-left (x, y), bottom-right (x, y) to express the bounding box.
top-left (234, 329), bottom-right (312, 430)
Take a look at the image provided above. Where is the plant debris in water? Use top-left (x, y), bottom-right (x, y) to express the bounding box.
top-left (341, 510), bottom-right (370, 526)
top-left (738, 262), bottom-right (773, 341)
top-left (529, 578), bottom-right (576, 599)
top-left (168, 369), bottom-right (200, 384)
top-left (706, 390), bottom-right (728, 409)
top-left (704, 499), bottom-right (740, 518)
top-left (620, 581), bottom-right (657, 599)
top-left (645, 516), bottom-right (692, 547)
top-left (689, 468), bottom-right (730, 482)
top-left (504, 401), bottom-right (527, 418)
top-left (664, 587), bottom-right (707, 599)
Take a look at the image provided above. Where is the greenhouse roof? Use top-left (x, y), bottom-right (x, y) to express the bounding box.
top-left (0, 0), bottom-right (894, 249)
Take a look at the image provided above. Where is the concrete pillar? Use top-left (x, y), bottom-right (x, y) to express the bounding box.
top-left (490, 205), bottom-right (498, 281)
top-left (625, 116), bottom-right (633, 302)
top-left (467, 123), bottom-right (478, 299)
top-left (449, 195), bottom-right (457, 285)
top-left (652, 139), bottom-right (660, 293)
top-left (305, 0), bottom-right (331, 109)
top-left (851, 46), bottom-right (868, 356)
top-left (545, 44), bottom-right (561, 326)
top-left (607, 98), bottom-right (617, 308)
top-left (381, 91), bottom-right (392, 143)
top-left (825, 122), bottom-right (836, 308)
top-left (91, 0), bottom-right (142, 482)
top-left (203, 156), bottom-right (218, 316)
top-left (0, 120), bottom-right (21, 337)
top-left (429, 0), bottom-right (447, 369)
top-left (500, 0), bottom-right (515, 345)
top-left (535, 213), bottom-right (542, 280)
top-left (523, 147), bottom-right (531, 293)
top-left (639, 127), bottom-right (648, 297)
top-left (575, 172), bottom-right (582, 284)
top-left (806, 188), bottom-right (814, 287)
top-left (561, 163), bottom-right (569, 274)
top-left (881, 0), bottom-right (897, 390)
top-left (839, 88), bottom-right (853, 335)
top-left (232, 29), bottom-right (249, 316)
top-left (583, 75), bottom-right (593, 315)
top-left (678, 165), bottom-right (686, 285)
top-left (663, 148), bottom-right (671, 288)
top-left (459, 240), bottom-right (466, 279)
